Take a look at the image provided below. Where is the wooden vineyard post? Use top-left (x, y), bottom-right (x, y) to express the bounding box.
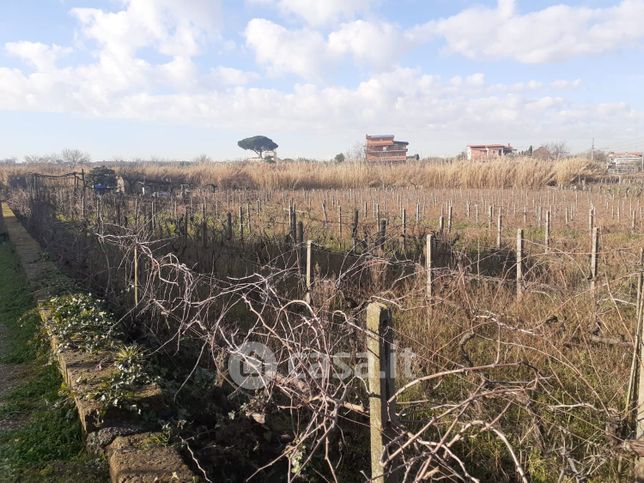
top-left (305, 240), bottom-right (313, 304)
top-left (184, 205), bottom-right (190, 240)
top-left (438, 215), bottom-right (444, 233)
top-left (297, 221), bottom-right (304, 245)
top-left (637, 296), bottom-right (644, 480)
top-left (639, 248), bottom-right (644, 324)
top-left (290, 207), bottom-right (297, 244)
top-left (296, 221), bottom-right (305, 273)
top-left (81, 169), bottom-right (86, 221)
top-left (544, 210), bottom-right (551, 253)
top-left (426, 234), bottom-right (433, 301)
top-left (516, 229), bottom-right (523, 301)
top-left (133, 244), bottom-right (139, 306)
top-left (488, 205), bottom-right (493, 232)
top-left (625, 249), bottom-right (644, 457)
top-left (246, 202), bottom-right (251, 235)
top-left (590, 227), bottom-right (599, 294)
top-left (226, 212), bottom-right (232, 241)
top-left (401, 209), bottom-right (407, 250)
top-left (201, 204), bottom-right (207, 248)
top-left (496, 210), bottom-right (503, 249)
top-left (322, 201), bottom-right (328, 228)
top-left (378, 219), bottom-right (387, 254)
top-left (366, 303), bottom-right (396, 483)
top-left (352, 209), bottom-right (359, 251)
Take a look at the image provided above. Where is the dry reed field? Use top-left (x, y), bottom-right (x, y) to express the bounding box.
top-left (1, 160), bottom-right (644, 482)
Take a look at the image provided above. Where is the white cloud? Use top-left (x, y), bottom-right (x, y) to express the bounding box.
top-left (328, 20), bottom-right (408, 68)
top-left (5, 42), bottom-right (71, 71)
top-left (213, 67), bottom-right (260, 86)
top-left (248, 0), bottom-right (377, 26)
top-left (245, 18), bottom-right (411, 77)
top-left (245, 18), bottom-right (329, 78)
top-left (551, 79), bottom-right (582, 89)
top-left (71, 0), bottom-right (221, 58)
top-left (414, 0), bottom-right (644, 63)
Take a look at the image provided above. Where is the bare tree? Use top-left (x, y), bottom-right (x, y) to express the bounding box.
top-left (345, 141), bottom-right (366, 163)
top-left (61, 148), bottom-right (91, 164)
top-left (546, 142), bottom-right (569, 161)
top-left (24, 153), bottom-right (59, 163)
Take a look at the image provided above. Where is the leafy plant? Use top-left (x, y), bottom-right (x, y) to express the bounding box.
top-left (46, 293), bottom-right (122, 352)
top-left (94, 345), bottom-right (156, 415)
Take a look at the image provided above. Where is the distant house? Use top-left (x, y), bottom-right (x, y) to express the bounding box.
top-left (365, 134), bottom-right (409, 163)
top-left (608, 152), bottom-right (643, 173)
top-left (466, 144), bottom-right (515, 161)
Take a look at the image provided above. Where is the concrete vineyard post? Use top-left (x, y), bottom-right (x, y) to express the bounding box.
top-left (545, 210), bottom-right (551, 253)
top-left (426, 234), bottom-right (433, 301)
top-left (438, 215), bottom-right (444, 233)
top-left (366, 303), bottom-right (395, 483)
top-left (448, 205), bottom-right (453, 232)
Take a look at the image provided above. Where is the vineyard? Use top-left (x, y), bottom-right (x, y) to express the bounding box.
top-left (2, 161), bottom-right (644, 482)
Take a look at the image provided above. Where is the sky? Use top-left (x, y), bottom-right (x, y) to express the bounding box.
top-left (1, 0), bottom-right (644, 161)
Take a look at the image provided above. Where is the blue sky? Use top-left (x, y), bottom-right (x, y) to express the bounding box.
top-left (1, 0), bottom-right (643, 161)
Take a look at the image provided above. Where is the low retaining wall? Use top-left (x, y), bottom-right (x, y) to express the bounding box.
top-left (1, 202), bottom-right (197, 482)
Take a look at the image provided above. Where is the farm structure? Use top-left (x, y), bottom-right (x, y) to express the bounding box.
top-left (3, 165), bottom-right (644, 482)
top-left (467, 143), bottom-right (515, 161)
top-left (608, 151), bottom-right (644, 173)
top-left (365, 134), bottom-right (409, 163)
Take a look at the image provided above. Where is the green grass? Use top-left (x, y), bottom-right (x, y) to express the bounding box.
top-left (0, 242), bottom-right (108, 481)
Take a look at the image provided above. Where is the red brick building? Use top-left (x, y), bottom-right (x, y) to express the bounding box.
top-left (466, 144), bottom-right (514, 161)
top-left (365, 134), bottom-right (409, 163)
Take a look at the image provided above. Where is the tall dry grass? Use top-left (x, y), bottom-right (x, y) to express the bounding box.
top-left (0, 157), bottom-right (603, 191)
